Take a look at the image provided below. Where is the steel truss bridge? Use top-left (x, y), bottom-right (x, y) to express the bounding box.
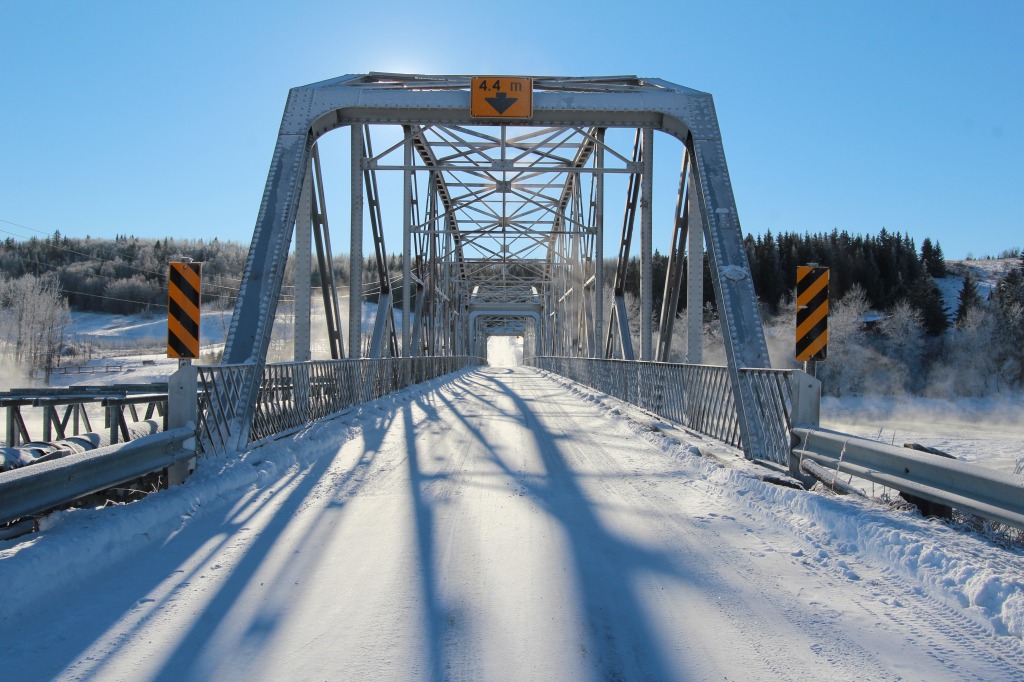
top-left (219, 72), bottom-right (780, 462)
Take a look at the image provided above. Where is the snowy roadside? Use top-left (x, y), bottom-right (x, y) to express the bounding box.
top-left (538, 369), bottom-right (1024, 640)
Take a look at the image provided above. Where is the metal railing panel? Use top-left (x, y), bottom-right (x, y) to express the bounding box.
top-left (196, 364), bottom-right (253, 455)
top-left (218, 356), bottom-right (474, 450)
top-left (738, 369), bottom-right (794, 465)
top-left (530, 357), bottom-right (793, 464)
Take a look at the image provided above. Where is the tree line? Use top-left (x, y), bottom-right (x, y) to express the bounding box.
top-left (814, 253), bottom-right (1024, 396)
top-left (0, 233), bottom-right (250, 315)
top-left (2, 228), bottom-right (1022, 392)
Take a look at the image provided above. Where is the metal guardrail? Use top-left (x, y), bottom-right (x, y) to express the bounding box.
top-left (0, 425), bottom-right (195, 526)
top-left (103, 393), bottom-right (168, 443)
top-left (530, 357), bottom-right (798, 465)
top-left (3, 386), bottom-right (168, 447)
top-left (793, 427), bottom-right (1024, 530)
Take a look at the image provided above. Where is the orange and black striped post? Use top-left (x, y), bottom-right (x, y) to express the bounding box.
top-left (796, 265), bottom-right (828, 363)
top-left (168, 261), bottom-right (201, 359)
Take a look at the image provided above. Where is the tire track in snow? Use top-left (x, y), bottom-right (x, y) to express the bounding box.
top-left (509, 369), bottom-right (903, 681)
top-left (538, 366), bottom-right (1024, 680)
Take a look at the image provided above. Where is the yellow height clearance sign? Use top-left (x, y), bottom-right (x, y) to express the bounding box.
top-left (471, 77), bottom-right (533, 118)
top-left (168, 261), bottom-right (201, 358)
top-left (796, 265), bottom-right (828, 362)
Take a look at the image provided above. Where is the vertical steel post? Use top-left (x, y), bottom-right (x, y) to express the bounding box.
top-left (5, 406), bottom-right (15, 448)
top-left (640, 127), bottom-right (654, 361)
top-left (42, 406), bottom-right (53, 442)
top-left (594, 129), bottom-right (605, 358)
top-left (686, 166), bottom-right (703, 364)
top-left (402, 128), bottom-right (413, 357)
top-left (657, 150), bottom-right (691, 362)
top-left (349, 124), bottom-right (364, 359)
top-left (294, 162), bottom-right (313, 362)
top-left (311, 145), bottom-right (345, 359)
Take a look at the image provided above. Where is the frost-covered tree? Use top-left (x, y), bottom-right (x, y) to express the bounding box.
top-left (927, 305), bottom-right (998, 397)
top-left (991, 267), bottom-right (1024, 386)
top-left (0, 274), bottom-right (70, 377)
top-left (817, 285), bottom-right (878, 396)
top-left (879, 299), bottom-right (925, 392)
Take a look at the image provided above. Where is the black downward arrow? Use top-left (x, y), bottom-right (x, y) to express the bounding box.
top-left (486, 91), bottom-right (518, 114)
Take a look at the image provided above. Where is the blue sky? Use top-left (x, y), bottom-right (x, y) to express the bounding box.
top-left (1, 1), bottom-right (1020, 260)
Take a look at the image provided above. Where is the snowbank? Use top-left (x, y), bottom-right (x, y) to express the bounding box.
top-left (546, 372), bottom-right (1024, 639)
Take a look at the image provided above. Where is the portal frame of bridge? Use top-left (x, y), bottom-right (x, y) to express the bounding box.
top-left (223, 73), bottom-right (772, 459)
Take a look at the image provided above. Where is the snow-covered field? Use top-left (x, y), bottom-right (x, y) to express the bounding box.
top-left (822, 395), bottom-right (1024, 476)
top-left (1, 362), bottom-right (1022, 680)
top-left (66, 309), bottom-right (233, 352)
top-left (941, 257), bottom-right (1019, 308)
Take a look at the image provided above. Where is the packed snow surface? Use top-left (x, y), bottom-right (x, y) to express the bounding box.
top-left (1, 367), bottom-right (1022, 680)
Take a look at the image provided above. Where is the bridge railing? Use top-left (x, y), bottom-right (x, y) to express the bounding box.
top-left (197, 356), bottom-right (476, 453)
top-left (529, 357), bottom-right (802, 465)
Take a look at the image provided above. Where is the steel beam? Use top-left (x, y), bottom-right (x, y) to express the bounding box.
top-left (593, 128), bottom-right (605, 358)
top-left (686, 167), bottom-right (703, 364)
top-left (689, 136), bottom-right (771, 458)
top-left (640, 127), bottom-right (654, 361)
top-left (294, 163), bottom-right (313, 362)
top-left (350, 124), bottom-right (364, 359)
top-left (311, 144), bottom-right (345, 359)
top-left (657, 149), bottom-right (690, 362)
top-left (402, 128), bottom-right (413, 357)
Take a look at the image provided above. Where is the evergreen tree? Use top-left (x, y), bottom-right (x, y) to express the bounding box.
top-left (909, 273), bottom-right (949, 336)
top-left (753, 230), bottom-right (784, 312)
top-left (955, 271), bottom-right (983, 325)
top-left (921, 237), bottom-right (947, 278)
top-left (931, 240), bottom-right (947, 277)
top-left (993, 267), bottom-right (1024, 309)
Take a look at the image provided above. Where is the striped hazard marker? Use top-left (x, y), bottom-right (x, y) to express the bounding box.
top-left (796, 265), bottom-right (828, 362)
top-left (168, 261), bottom-right (201, 359)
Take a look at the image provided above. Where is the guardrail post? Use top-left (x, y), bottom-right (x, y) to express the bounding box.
top-left (789, 370), bottom-right (821, 428)
top-left (167, 364), bottom-right (198, 485)
top-left (6, 405), bottom-right (18, 447)
top-left (108, 405), bottom-right (119, 444)
top-left (788, 370), bottom-right (821, 480)
top-left (42, 405), bottom-right (54, 442)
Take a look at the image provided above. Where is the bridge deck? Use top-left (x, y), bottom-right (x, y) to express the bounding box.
top-left (2, 368), bottom-right (1021, 680)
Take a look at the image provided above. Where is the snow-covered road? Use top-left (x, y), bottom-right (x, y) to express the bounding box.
top-left (2, 367), bottom-right (1022, 680)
